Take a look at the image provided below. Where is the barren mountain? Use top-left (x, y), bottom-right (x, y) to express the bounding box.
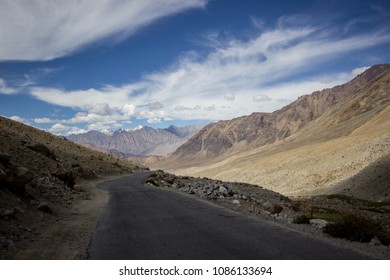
top-left (152, 65), bottom-right (390, 201)
top-left (166, 64), bottom-right (390, 163)
top-left (68, 125), bottom-right (203, 157)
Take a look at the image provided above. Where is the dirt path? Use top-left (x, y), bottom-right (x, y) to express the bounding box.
top-left (10, 176), bottom-right (116, 259)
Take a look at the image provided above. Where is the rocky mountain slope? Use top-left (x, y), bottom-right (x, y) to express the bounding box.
top-left (68, 125), bottom-right (203, 157)
top-left (0, 116), bottom-right (144, 258)
top-left (152, 65), bottom-right (390, 201)
top-left (166, 64), bottom-right (390, 163)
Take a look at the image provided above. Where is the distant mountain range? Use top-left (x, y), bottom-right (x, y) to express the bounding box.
top-left (151, 64), bottom-right (390, 201)
top-left (67, 125), bottom-right (204, 157)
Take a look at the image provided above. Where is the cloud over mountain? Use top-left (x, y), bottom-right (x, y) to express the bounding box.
top-left (29, 17), bottom-right (390, 133)
top-left (2, 2), bottom-right (389, 135)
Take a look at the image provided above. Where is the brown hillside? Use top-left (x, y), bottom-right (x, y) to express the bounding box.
top-left (163, 64), bottom-right (390, 167)
top-left (0, 116), bottom-right (143, 258)
top-left (152, 65), bottom-right (390, 201)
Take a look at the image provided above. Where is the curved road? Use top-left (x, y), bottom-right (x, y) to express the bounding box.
top-left (87, 171), bottom-right (370, 260)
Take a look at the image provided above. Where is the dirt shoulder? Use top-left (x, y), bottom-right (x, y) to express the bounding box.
top-left (2, 175), bottom-right (119, 260)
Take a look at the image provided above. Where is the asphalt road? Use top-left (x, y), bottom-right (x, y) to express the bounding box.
top-left (87, 171), bottom-right (371, 260)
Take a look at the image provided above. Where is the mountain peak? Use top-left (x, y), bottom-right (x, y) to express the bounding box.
top-left (67, 124), bottom-right (204, 156)
top-left (132, 125), bottom-right (143, 131)
top-left (101, 129), bottom-right (113, 136)
top-left (114, 128), bottom-right (126, 134)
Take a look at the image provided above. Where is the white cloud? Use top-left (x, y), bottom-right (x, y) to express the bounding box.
top-left (147, 117), bottom-right (162, 124)
top-left (204, 105), bottom-right (216, 111)
top-left (351, 66), bottom-right (370, 77)
top-left (89, 103), bottom-right (114, 116)
top-left (0, 0), bottom-right (208, 61)
top-left (33, 103), bottom-right (133, 134)
top-left (34, 117), bottom-right (53, 124)
top-left (0, 78), bottom-right (17, 95)
top-left (147, 101), bottom-right (164, 111)
top-left (250, 16), bottom-right (266, 30)
top-left (49, 123), bottom-right (69, 133)
top-left (48, 123), bottom-right (88, 135)
top-left (224, 93), bottom-right (235, 100)
top-left (121, 103), bottom-right (136, 116)
top-left (68, 127), bottom-right (88, 135)
top-left (87, 122), bottom-right (112, 132)
top-left (27, 17), bottom-right (390, 125)
top-left (9, 115), bottom-right (30, 125)
top-left (253, 95), bottom-right (271, 102)
top-left (0, 67), bottom-right (63, 95)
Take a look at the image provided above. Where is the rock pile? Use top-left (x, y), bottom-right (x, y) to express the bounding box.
top-left (0, 153), bottom-right (33, 193)
top-left (145, 170), bottom-right (297, 223)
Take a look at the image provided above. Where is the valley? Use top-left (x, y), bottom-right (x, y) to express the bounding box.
top-left (1, 65), bottom-right (389, 260)
top-left (150, 64), bottom-right (390, 201)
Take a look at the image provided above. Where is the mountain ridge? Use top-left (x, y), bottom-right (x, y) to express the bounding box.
top-left (67, 124), bottom-right (204, 157)
top-left (166, 64), bottom-right (390, 165)
top-left (151, 64), bottom-right (390, 200)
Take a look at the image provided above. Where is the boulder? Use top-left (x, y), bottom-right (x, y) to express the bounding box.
top-left (76, 166), bottom-right (97, 180)
top-left (1, 209), bottom-right (16, 219)
top-left (8, 167), bottom-right (33, 193)
top-left (52, 171), bottom-right (75, 189)
top-left (37, 202), bottom-right (52, 214)
top-left (218, 186), bottom-right (228, 196)
top-left (27, 143), bottom-right (56, 160)
top-left (370, 236), bottom-right (382, 246)
top-left (262, 201), bottom-right (273, 212)
top-left (0, 153), bottom-right (11, 165)
top-left (309, 219), bottom-right (328, 229)
top-left (30, 200), bottom-right (39, 206)
top-left (262, 201), bottom-right (283, 214)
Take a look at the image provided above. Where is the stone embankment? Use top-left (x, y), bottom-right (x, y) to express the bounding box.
top-left (145, 170), bottom-right (299, 223)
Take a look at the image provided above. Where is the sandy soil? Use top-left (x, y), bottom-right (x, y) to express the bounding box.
top-left (8, 176), bottom-right (115, 260)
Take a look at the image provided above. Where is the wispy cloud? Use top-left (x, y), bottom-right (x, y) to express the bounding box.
top-left (0, 78), bottom-right (17, 95)
top-left (0, 66), bottom-right (63, 95)
top-left (0, 0), bottom-right (208, 61)
top-left (1, 115), bottom-right (32, 125)
top-left (29, 16), bottom-right (390, 131)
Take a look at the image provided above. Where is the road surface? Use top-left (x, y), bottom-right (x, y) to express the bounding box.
top-left (87, 171), bottom-right (370, 259)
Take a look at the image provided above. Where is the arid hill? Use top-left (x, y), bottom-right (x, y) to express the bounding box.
top-left (0, 116), bottom-right (143, 258)
top-left (151, 65), bottom-right (390, 201)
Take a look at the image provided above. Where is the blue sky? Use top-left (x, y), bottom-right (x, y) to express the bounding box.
top-left (0, 0), bottom-right (389, 135)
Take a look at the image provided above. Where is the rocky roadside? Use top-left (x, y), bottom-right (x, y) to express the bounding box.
top-left (1, 115), bottom-right (148, 259)
top-left (144, 170), bottom-right (390, 259)
top-left (0, 150), bottom-right (141, 259)
top-left (0, 175), bottom-right (116, 259)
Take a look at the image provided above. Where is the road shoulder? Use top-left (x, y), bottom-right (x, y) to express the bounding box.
top-left (10, 175), bottom-right (118, 259)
